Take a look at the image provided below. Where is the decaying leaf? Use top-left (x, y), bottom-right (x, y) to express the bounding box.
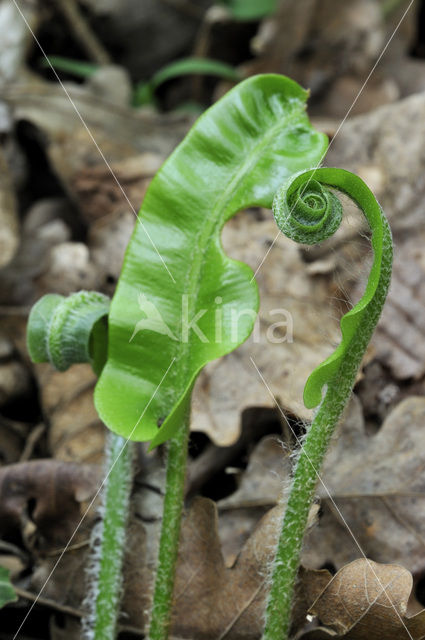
top-left (343, 221), bottom-right (425, 382)
top-left (88, 209), bottom-right (136, 296)
top-left (172, 497), bottom-right (273, 639)
top-left (304, 396), bottom-right (425, 575)
top-left (72, 153), bottom-right (163, 223)
top-left (326, 91), bottom-right (425, 233)
top-left (219, 435), bottom-right (289, 511)
top-left (201, 396), bottom-right (425, 582)
top-left (3, 78), bottom-right (191, 212)
top-left (314, 226), bottom-right (425, 383)
top-left (307, 559), bottom-right (425, 639)
top-left (0, 459), bottom-right (99, 549)
top-left (165, 499), bottom-right (329, 639)
top-left (28, 493), bottom-right (329, 639)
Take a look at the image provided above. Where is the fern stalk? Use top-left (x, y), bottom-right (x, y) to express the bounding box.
top-left (148, 411), bottom-right (190, 640)
top-left (82, 431), bottom-right (134, 639)
top-left (263, 168), bottom-right (393, 639)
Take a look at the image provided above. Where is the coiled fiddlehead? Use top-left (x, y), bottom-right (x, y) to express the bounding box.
top-left (273, 174), bottom-right (343, 246)
top-left (263, 168), bottom-right (393, 640)
top-left (26, 290), bottom-right (110, 375)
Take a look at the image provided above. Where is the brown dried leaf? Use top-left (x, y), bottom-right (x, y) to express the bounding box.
top-left (88, 209), bottom-right (135, 295)
top-left (29, 494), bottom-right (328, 639)
top-left (73, 153), bottom-right (163, 223)
top-left (0, 459), bottom-right (99, 550)
top-left (171, 498), bottom-right (330, 640)
top-left (304, 397), bottom-right (425, 575)
top-left (344, 226), bottom-right (425, 382)
top-left (3, 79), bottom-right (191, 218)
top-left (201, 397), bottom-right (425, 581)
top-left (308, 559), bottom-right (425, 640)
top-left (219, 436), bottom-right (289, 510)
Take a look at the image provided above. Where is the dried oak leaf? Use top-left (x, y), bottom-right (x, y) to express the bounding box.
top-left (306, 229), bottom-right (425, 387)
top-left (73, 152), bottom-right (163, 223)
top-left (0, 459), bottom-right (99, 550)
top-left (307, 559), bottom-right (425, 640)
top-left (88, 209), bottom-right (135, 296)
top-left (169, 498), bottom-right (330, 640)
top-left (303, 396), bottom-right (425, 575)
top-left (206, 397), bottom-right (425, 581)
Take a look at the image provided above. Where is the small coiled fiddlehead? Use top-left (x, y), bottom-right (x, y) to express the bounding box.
top-left (27, 291), bottom-right (110, 375)
top-left (273, 175), bottom-right (343, 246)
top-left (263, 167), bottom-right (393, 640)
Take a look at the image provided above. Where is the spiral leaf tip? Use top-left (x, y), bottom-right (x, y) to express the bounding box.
top-left (273, 170), bottom-right (343, 246)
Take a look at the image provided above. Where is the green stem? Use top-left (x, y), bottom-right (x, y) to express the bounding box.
top-left (148, 411), bottom-right (191, 640)
top-left (83, 431), bottom-right (134, 640)
top-left (263, 168), bottom-right (393, 639)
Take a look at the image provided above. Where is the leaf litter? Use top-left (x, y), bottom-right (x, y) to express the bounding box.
top-left (305, 559), bottom-right (425, 640)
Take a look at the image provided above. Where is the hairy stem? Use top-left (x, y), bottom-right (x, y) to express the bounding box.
top-left (148, 411), bottom-right (190, 640)
top-left (82, 431), bottom-right (134, 640)
top-left (263, 168), bottom-right (393, 639)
